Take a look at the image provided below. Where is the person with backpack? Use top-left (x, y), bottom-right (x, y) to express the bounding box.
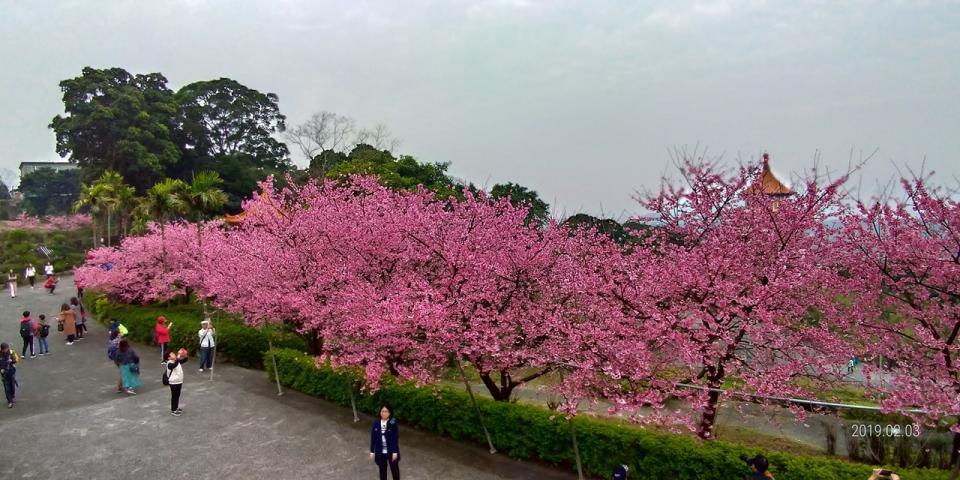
top-left (58, 303), bottom-right (77, 345)
top-left (155, 316), bottom-right (172, 363)
top-left (164, 348), bottom-right (189, 416)
top-left (107, 330), bottom-right (123, 393)
top-left (115, 339), bottom-right (141, 395)
top-left (19, 311), bottom-right (35, 359)
top-left (1, 343), bottom-right (19, 408)
top-left (37, 314), bottom-right (50, 356)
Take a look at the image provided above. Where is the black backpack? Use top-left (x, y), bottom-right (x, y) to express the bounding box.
top-left (19, 321), bottom-right (32, 337)
top-left (40, 324), bottom-right (50, 338)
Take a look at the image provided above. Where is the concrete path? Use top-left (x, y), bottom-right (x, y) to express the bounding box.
top-left (0, 277), bottom-right (576, 480)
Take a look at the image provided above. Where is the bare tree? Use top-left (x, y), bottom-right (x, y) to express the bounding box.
top-left (286, 112), bottom-right (403, 174)
top-left (285, 111), bottom-right (357, 162)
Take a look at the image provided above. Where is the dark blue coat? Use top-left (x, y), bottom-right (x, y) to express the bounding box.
top-left (370, 418), bottom-right (400, 465)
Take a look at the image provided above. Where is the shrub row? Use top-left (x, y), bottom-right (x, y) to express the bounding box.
top-left (266, 348), bottom-right (950, 480)
top-left (89, 295), bottom-right (305, 368)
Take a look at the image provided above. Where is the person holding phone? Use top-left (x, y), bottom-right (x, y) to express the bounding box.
top-left (155, 316), bottom-right (172, 362)
top-left (739, 454), bottom-right (774, 480)
top-left (165, 348), bottom-right (189, 416)
top-left (868, 469), bottom-right (900, 480)
top-left (369, 403), bottom-right (400, 480)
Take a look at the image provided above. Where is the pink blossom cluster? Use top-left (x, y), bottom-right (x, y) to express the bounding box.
top-left (73, 167), bottom-right (960, 436)
top-left (2, 212), bottom-right (92, 231)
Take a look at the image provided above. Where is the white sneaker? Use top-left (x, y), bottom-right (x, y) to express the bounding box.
top-left (66, 342), bottom-right (73, 345)
top-left (198, 368), bottom-right (204, 372)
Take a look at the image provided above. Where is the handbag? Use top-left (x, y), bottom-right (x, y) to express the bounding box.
top-left (161, 366), bottom-right (169, 386)
top-left (57, 322), bottom-right (64, 332)
top-left (129, 363), bottom-right (140, 375)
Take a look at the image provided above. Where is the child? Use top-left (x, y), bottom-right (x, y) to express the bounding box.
top-left (44, 275), bottom-right (58, 294)
top-left (37, 314), bottom-right (51, 355)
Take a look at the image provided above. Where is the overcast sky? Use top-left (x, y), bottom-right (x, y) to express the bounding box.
top-left (2, 0), bottom-right (957, 217)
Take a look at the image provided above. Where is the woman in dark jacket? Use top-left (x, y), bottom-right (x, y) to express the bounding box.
top-left (369, 403), bottom-right (400, 480)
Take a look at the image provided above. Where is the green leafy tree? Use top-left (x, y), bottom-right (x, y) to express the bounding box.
top-left (18, 168), bottom-right (81, 216)
top-left (563, 214), bottom-right (628, 243)
top-left (135, 178), bottom-right (187, 270)
top-left (172, 78), bottom-right (290, 212)
top-left (489, 182), bottom-right (550, 227)
top-left (49, 67), bottom-right (181, 192)
top-left (326, 144), bottom-right (460, 199)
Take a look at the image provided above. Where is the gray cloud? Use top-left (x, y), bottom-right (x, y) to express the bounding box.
top-left (2, 0), bottom-right (957, 217)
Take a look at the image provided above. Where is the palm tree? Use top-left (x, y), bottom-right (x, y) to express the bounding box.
top-left (115, 183), bottom-right (137, 239)
top-left (95, 170), bottom-right (134, 246)
top-left (73, 183), bottom-right (102, 248)
top-left (136, 178), bottom-right (187, 270)
top-left (182, 171), bottom-right (228, 317)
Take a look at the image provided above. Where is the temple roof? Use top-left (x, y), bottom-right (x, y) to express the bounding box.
top-left (750, 153), bottom-right (793, 197)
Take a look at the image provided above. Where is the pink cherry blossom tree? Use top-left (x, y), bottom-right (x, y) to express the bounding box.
top-left (607, 157), bottom-right (857, 439)
top-left (842, 174), bottom-right (960, 468)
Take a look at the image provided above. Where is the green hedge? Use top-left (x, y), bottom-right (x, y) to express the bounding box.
top-left (266, 348), bottom-right (951, 480)
top-left (90, 296), bottom-right (306, 368)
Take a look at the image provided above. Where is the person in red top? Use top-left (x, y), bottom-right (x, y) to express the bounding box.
top-left (155, 316), bottom-right (172, 363)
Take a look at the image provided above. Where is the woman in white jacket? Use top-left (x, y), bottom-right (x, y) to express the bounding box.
top-left (165, 348), bottom-right (189, 416)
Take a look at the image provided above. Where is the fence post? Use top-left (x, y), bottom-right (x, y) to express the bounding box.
top-left (348, 377), bottom-right (360, 422)
top-left (268, 339), bottom-right (283, 396)
top-left (569, 415), bottom-right (585, 480)
top-left (457, 360), bottom-right (496, 454)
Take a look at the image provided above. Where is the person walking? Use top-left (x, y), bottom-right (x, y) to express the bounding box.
top-left (369, 403), bottom-right (401, 480)
top-left (165, 348), bottom-right (189, 416)
top-left (0, 343), bottom-right (19, 408)
top-left (70, 297), bottom-right (85, 340)
top-left (116, 339), bottom-right (141, 395)
top-left (155, 316), bottom-right (172, 363)
top-left (19, 311), bottom-right (35, 359)
top-left (25, 264), bottom-right (36, 289)
top-left (44, 262), bottom-right (54, 278)
top-left (37, 314), bottom-right (50, 356)
top-left (197, 320), bottom-right (215, 372)
top-left (7, 270), bottom-right (17, 298)
top-left (58, 303), bottom-right (77, 345)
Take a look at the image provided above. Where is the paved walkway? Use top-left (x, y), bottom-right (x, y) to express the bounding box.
top-left (0, 277), bottom-right (576, 480)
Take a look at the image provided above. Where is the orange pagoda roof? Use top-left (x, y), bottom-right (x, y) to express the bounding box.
top-left (224, 212), bottom-right (246, 225)
top-left (750, 153), bottom-right (793, 197)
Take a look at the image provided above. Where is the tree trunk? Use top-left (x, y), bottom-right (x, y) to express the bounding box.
top-left (106, 209), bottom-right (112, 246)
top-left (160, 221), bottom-right (167, 272)
top-left (478, 371), bottom-right (517, 402)
top-left (91, 217), bottom-right (98, 249)
top-left (950, 429), bottom-right (960, 480)
top-left (697, 381), bottom-right (723, 440)
top-left (304, 329), bottom-right (323, 355)
top-left (197, 223), bottom-right (208, 319)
